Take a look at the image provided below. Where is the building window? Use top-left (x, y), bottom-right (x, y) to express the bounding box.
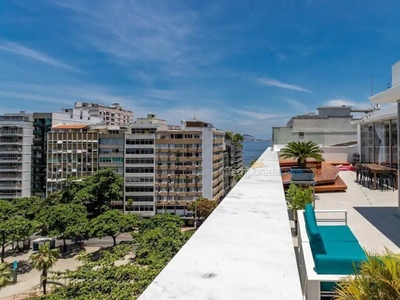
top-left (298, 132), bottom-right (304, 138)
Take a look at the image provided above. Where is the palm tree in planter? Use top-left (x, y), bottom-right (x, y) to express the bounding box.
top-left (335, 248), bottom-right (400, 299)
top-left (286, 183), bottom-right (313, 236)
top-left (0, 262), bottom-right (13, 289)
top-left (29, 243), bottom-right (60, 295)
top-left (280, 141), bottom-right (324, 166)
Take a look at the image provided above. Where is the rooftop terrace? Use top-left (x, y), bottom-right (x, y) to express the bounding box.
top-left (315, 170), bottom-right (400, 253)
top-left (139, 148), bottom-right (400, 300)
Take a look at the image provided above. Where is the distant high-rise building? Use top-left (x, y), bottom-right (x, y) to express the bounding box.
top-left (124, 123), bottom-right (158, 216)
top-left (46, 124), bottom-right (99, 196)
top-left (0, 112), bottom-right (33, 200)
top-left (153, 117), bottom-right (225, 216)
top-left (73, 102), bottom-right (133, 125)
top-left (43, 112), bottom-right (227, 218)
top-left (32, 109), bottom-right (103, 197)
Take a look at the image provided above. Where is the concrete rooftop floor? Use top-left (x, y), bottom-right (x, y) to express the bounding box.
top-left (316, 170), bottom-right (400, 253)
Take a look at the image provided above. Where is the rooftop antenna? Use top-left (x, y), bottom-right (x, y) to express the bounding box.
top-left (193, 107), bottom-right (196, 120)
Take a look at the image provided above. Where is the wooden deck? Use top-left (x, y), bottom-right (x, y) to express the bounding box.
top-left (315, 176), bottom-right (347, 193)
top-left (281, 162), bottom-right (347, 193)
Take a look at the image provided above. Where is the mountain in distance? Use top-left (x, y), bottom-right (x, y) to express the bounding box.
top-left (243, 134), bottom-right (269, 142)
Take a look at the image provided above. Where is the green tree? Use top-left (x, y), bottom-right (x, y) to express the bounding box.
top-left (11, 196), bottom-right (42, 220)
top-left (29, 243), bottom-right (60, 295)
top-left (280, 141), bottom-right (324, 166)
top-left (138, 213), bottom-right (183, 234)
top-left (0, 262), bottom-right (12, 289)
top-left (233, 133), bottom-right (244, 145)
top-left (0, 200), bottom-right (13, 221)
top-left (90, 210), bottom-right (138, 246)
top-left (10, 216), bottom-right (38, 251)
top-left (38, 204), bottom-right (88, 252)
top-left (225, 131), bottom-right (234, 141)
top-left (187, 198), bottom-right (218, 219)
top-left (134, 218), bottom-right (191, 266)
top-left (42, 192), bottom-right (62, 207)
top-left (60, 169), bottom-right (123, 218)
top-left (335, 248), bottom-right (400, 299)
top-left (34, 213), bottom-right (193, 299)
top-left (126, 198), bottom-right (134, 213)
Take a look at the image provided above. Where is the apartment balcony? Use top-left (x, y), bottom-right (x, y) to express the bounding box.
top-left (0, 140), bottom-right (23, 145)
top-left (0, 167), bottom-right (22, 172)
top-left (0, 130), bottom-right (24, 136)
top-left (138, 149), bottom-right (302, 300)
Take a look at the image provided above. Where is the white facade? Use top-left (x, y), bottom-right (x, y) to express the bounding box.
top-left (124, 125), bottom-right (157, 217)
top-left (0, 112), bottom-right (33, 199)
top-left (54, 108), bottom-right (103, 126)
top-left (272, 111), bottom-right (357, 145)
top-left (74, 102), bottom-right (133, 125)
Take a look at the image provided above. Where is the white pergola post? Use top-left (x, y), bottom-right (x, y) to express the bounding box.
top-left (398, 101), bottom-right (400, 215)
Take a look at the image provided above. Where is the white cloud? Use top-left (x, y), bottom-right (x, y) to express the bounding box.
top-left (324, 99), bottom-right (356, 106)
top-left (0, 82), bottom-right (131, 107)
top-left (0, 41), bottom-right (80, 72)
top-left (257, 77), bottom-right (311, 93)
top-left (52, 0), bottom-right (210, 77)
top-left (231, 108), bottom-right (285, 120)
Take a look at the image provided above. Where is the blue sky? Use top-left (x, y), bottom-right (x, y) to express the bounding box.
top-left (1, 0), bottom-right (400, 139)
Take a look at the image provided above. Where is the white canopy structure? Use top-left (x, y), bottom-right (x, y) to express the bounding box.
top-left (370, 61), bottom-right (400, 214)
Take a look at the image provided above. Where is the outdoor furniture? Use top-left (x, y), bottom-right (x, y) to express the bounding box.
top-left (361, 165), bottom-right (373, 188)
top-left (377, 170), bottom-right (396, 191)
top-left (298, 205), bottom-right (366, 300)
top-left (355, 164), bottom-right (363, 183)
top-left (364, 163), bottom-right (397, 190)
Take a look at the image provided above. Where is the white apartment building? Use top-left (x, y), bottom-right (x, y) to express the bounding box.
top-left (73, 102), bottom-right (133, 125)
top-left (124, 124), bottom-right (158, 217)
top-left (154, 118), bottom-right (225, 216)
top-left (0, 112), bottom-right (33, 199)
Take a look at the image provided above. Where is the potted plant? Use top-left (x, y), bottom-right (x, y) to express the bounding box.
top-left (335, 248), bottom-right (400, 299)
top-left (286, 183), bottom-right (313, 236)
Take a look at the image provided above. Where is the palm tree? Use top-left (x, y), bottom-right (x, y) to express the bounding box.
top-left (29, 243), bottom-right (60, 295)
top-left (0, 262), bottom-right (12, 289)
top-left (280, 141), bottom-right (324, 166)
top-left (233, 133), bottom-right (244, 145)
top-left (335, 248), bottom-right (400, 299)
top-left (225, 131), bottom-right (234, 141)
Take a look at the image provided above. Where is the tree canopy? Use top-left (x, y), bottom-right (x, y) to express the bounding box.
top-left (37, 213), bottom-right (192, 299)
top-left (37, 204), bottom-right (88, 251)
top-left (60, 169), bottom-right (123, 218)
top-left (90, 210), bottom-right (138, 246)
top-left (187, 197), bottom-right (218, 219)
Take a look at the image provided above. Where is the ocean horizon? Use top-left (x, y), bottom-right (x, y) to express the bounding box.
top-left (243, 141), bottom-right (272, 166)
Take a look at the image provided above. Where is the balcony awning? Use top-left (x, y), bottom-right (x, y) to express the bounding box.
top-left (369, 84), bottom-right (400, 104)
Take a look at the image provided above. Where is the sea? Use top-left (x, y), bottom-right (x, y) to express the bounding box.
top-left (243, 141), bottom-right (272, 166)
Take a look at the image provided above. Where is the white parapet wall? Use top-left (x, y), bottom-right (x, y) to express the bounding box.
top-left (138, 148), bottom-right (303, 300)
